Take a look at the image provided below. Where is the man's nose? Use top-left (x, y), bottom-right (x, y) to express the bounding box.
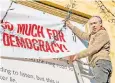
top-left (93, 26), bottom-right (96, 28)
top-left (91, 26), bottom-right (95, 29)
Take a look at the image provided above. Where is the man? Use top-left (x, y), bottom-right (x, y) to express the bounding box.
top-left (65, 16), bottom-right (112, 83)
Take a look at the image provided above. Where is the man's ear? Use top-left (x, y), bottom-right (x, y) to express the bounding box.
top-left (100, 23), bottom-right (102, 27)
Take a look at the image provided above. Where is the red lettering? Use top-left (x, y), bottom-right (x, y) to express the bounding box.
top-left (37, 26), bottom-right (45, 38)
top-left (56, 44), bottom-right (64, 52)
top-left (9, 35), bottom-right (17, 47)
top-left (38, 40), bottom-right (46, 51)
top-left (47, 28), bottom-right (52, 39)
top-left (16, 36), bottom-right (27, 48)
top-left (17, 24), bottom-right (45, 38)
top-left (25, 38), bottom-right (32, 49)
top-left (32, 39), bottom-right (39, 50)
top-left (45, 41), bottom-right (53, 52)
top-left (17, 24), bottom-right (26, 35)
top-left (3, 33), bottom-right (10, 46)
top-left (47, 29), bottom-right (66, 42)
top-left (2, 32), bottom-right (68, 53)
top-left (31, 24), bottom-right (37, 37)
top-left (25, 24), bottom-right (31, 36)
top-left (59, 31), bottom-right (66, 42)
top-left (63, 45), bottom-right (69, 52)
top-left (51, 43), bottom-right (59, 53)
top-left (52, 30), bottom-right (59, 41)
top-left (2, 22), bottom-right (14, 31)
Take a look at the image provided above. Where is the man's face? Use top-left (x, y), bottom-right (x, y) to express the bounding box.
top-left (89, 17), bottom-right (102, 34)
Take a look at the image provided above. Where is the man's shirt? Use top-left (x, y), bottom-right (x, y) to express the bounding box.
top-left (72, 27), bottom-right (111, 67)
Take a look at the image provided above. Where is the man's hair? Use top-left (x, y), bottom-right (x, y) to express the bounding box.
top-left (91, 16), bottom-right (102, 24)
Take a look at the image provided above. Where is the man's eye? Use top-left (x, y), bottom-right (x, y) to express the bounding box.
top-left (94, 22), bottom-right (97, 24)
top-left (90, 23), bottom-right (93, 25)
top-left (90, 22), bottom-right (97, 25)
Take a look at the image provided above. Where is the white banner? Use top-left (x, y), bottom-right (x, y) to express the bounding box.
top-left (0, 58), bottom-right (91, 83)
top-left (0, 58), bottom-right (77, 83)
top-left (0, 0), bottom-right (86, 59)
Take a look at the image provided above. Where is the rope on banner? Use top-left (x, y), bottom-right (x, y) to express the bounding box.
top-left (51, 0), bottom-right (77, 43)
top-left (0, 1), bottom-right (15, 35)
top-left (1, 1), bottom-right (14, 23)
top-left (0, 1), bottom-right (15, 52)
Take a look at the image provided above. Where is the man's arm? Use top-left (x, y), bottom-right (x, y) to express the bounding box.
top-left (72, 26), bottom-right (90, 41)
top-left (77, 30), bottom-right (109, 59)
top-left (65, 20), bottom-right (89, 41)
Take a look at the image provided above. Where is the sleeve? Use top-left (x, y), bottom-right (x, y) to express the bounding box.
top-left (77, 30), bottom-right (109, 59)
top-left (72, 26), bottom-right (90, 41)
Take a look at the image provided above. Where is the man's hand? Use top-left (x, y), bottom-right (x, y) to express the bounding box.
top-left (68, 54), bottom-right (78, 64)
